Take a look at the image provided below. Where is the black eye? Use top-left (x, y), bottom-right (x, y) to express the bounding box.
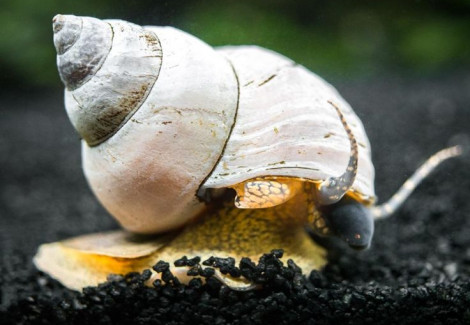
top-left (320, 199), bottom-right (374, 250)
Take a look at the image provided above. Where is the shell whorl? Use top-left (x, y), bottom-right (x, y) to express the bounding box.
top-left (53, 15), bottom-right (112, 89)
top-left (53, 15), bottom-right (82, 55)
top-left (201, 46), bottom-right (376, 202)
top-left (69, 21), bottom-right (239, 234)
top-left (53, 15), bottom-right (163, 146)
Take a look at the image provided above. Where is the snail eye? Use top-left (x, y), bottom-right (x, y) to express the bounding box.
top-left (231, 178), bottom-right (303, 209)
top-left (320, 197), bottom-right (374, 250)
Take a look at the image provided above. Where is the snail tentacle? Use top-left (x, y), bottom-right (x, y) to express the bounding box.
top-left (316, 100), bottom-right (359, 205)
top-left (371, 145), bottom-right (463, 219)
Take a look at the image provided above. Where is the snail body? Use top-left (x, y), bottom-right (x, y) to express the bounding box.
top-left (34, 15), bottom-right (463, 291)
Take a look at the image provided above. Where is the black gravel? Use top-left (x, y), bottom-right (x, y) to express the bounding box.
top-left (1, 73), bottom-right (470, 324)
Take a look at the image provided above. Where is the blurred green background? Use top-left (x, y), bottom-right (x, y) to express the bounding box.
top-left (1, 0), bottom-right (469, 90)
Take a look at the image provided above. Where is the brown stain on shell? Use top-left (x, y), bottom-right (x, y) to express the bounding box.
top-left (85, 82), bottom-right (151, 146)
top-left (258, 74), bottom-right (277, 87)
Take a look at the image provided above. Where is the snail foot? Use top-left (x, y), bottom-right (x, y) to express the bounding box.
top-left (34, 200), bottom-right (327, 291)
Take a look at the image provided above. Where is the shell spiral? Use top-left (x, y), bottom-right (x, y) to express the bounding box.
top-left (54, 15), bottom-right (163, 146)
top-left (54, 15), bottom-right (239, 233)
top-left (54, 15), bottom-right (375, 234)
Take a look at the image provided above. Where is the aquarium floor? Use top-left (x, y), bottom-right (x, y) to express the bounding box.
top-left (1, 73), bottom-right (470, 324)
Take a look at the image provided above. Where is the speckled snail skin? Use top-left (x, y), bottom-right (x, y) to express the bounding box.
top-left (34, 15), bottom-right (463, 291)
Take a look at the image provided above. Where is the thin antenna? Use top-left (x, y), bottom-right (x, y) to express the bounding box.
top-left (371, 145), bottom-right (462, 219)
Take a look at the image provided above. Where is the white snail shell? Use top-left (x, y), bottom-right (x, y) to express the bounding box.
top-left (54, 14), bottom-right (375, 234)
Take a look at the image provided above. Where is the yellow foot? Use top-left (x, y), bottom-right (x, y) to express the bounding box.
top-left (34, 195), bottom-right (327, 291)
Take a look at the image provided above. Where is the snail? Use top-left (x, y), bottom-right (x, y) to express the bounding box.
top-left (34, 14), bottom-right (463, 291)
